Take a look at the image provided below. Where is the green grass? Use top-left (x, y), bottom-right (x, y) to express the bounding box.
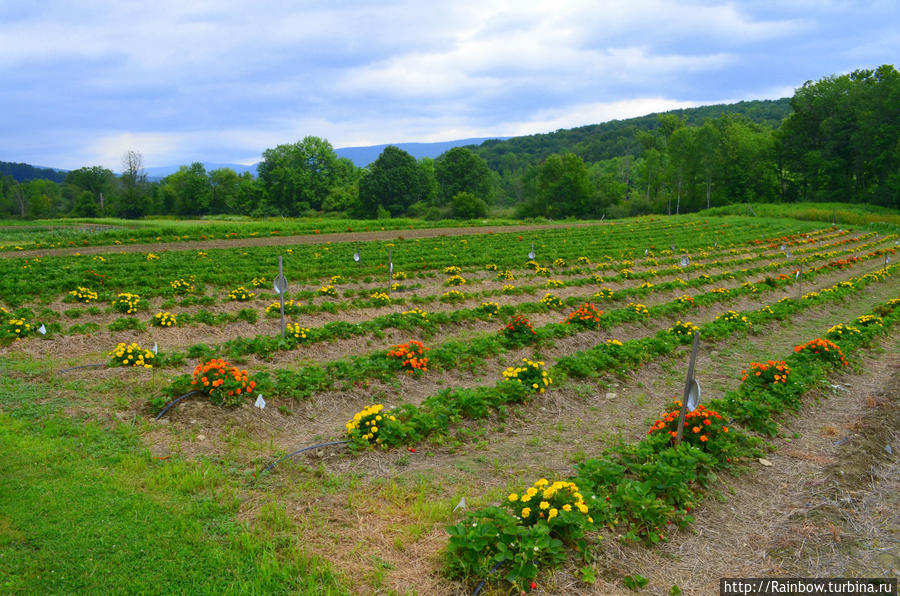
top-left (701, 201), bottom-right (900, 231)
top-left (0, 371), bottom-right (348, 595)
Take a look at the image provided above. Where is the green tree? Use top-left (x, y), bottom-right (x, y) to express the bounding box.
top-left (357, 146), bottom-right (424, 217)
top-left (435, 147), bottom-right (493, 204)
top-left (257, 136), bottom-right (345, 215)
top-left (450, 191), bottom-right (488, 219)
top-left (64, 166), bottom-right (116, 215)
top-left (161, 163), bottom-right (211, 215)
top-left (115, 150), bottom-right (148, 219)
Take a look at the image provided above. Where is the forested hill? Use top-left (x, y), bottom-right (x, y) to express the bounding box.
top-left (468, 98), bottom-right (792, 171)
top-left (0, 161), bottom-right (67, 183)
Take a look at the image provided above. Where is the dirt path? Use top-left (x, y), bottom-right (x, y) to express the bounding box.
top-left (1, 222), bottom-right (609, 259)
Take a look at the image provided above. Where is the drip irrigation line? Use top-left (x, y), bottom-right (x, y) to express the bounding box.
top-left (472, 561), bottom-right (503, 596)
top-left (154, 390), bottom-right (200, 420)
top-left (57, 363), bottom-right (106, 374)
top-left (258, 440), bottom-right (350, 475)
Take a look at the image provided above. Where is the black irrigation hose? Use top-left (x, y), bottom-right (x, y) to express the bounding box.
top-left (154, 390), bottom-right (201, 420)
top-left (258, 440), bottom-right (350, 475)
top-left (472, 561), bottom-right (502, 596)
top-left (57, 363), bottom-right (106, 374)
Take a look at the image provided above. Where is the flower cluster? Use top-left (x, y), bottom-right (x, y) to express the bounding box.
top-left (593, 287), bottom-right (614, 300)
top-left (648, 399), bottom-right (728, 448)
top-left (501, 284), bottom-right (517, 294)
top-left (502, 315), bottom-right (536, 343)
top-left (145, 253), bottom-right (160, 261)
top-left (266, 300), bottom-right (302, 317)
top-left (370, 292), bottom-right (391, 306)
top-left (563, 303), bottom-right (603, 328)
top-left (576, 256), bottom-right (590, 265)
top-left (2, 317), bottom-right (33, 341)
top-left (401, 307), bottom-right (428, 321)
top-left (346, 404), bottom-right (398, 446)
top-left (626, 302), bottom-right (650, 316)
top-left (228, 286), bottom-right (255, 301)
top-left (640, 281), bottom-right (654, 289)
top-left (477, 302), bottom-right (500, 317)
top-left (552, 258), bottom-right (566, 267)
top-left (151, 312), bottom-right (177, 327)
top-left (191, 358), bottom-right (257, 406)
top-left (387, 340), bottom-right (429, 374)
top-left (170, 277), bottom-right (196, 294)
top-left (540, 293), bottom-right (563, 308)
top-left (715, 310), bottom-right (752, 328)
top-left (668, 320), bottom-right (699, 338)
top-left (676, 294), bottom-right (695, 306)
top-left (501, 358), bottom-right (551, 394)
top-left (112, 292), bottom-right (142, 314)
top-left (318, 285), bottom-right (338, 298)
top-left (507, 479), bottom-right (592, 535)
top-left (741, 360), bottom-right (790, 385)
top-left (391, 271), bottom-right (407, 281)
top-left (330, 275), bottom-right (346, 284)
top-left (793, 338), bottom-right (848, 366)
top-left (445, 274), bottom-right (466, 286)
top-left (524, 260), bottom-right (539, 270)
top-left (534, 266), bottom-right (551, 277)
top-left (285, 323), bottom-right (311, 343)
top-left (108, 342), bottom-right (154, 368)
top-left (69, 287), bottom-right (98, 303)
top-left (741, 282), bottom-right (759, 293)
top-left (440, 290), bottom-right (466, 303)
top-left (484, 263), bottom-right (498, 271)
top-left (443, 265), bottom-right (462, 275)
top-left (825, 324), bottom-right (861, 341)
top-left (590, 273), bottom-right (605, 283)
top-left (709, 287), bottom-right (729, 295)
top-left (855, 314), bottom-right (884, 328)
top-left (250, 276), bottom-right (267, 288)
top-left (545, 279), bottom-right (565, 288)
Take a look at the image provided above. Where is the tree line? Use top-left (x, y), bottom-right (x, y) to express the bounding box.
top-left (1, 65), bottom-right (897, 220)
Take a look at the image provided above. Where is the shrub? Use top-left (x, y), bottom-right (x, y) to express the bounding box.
top-left (191, 358), bottom-right (257, 406)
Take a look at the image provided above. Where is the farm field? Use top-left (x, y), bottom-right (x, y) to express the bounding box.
top-left (1, 213), bottom-right (898, 595)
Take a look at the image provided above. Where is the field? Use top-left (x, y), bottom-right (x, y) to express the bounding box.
top-left (1, 213), bottom-right (898, 595)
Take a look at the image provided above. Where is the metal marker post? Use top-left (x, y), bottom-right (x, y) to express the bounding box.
top-left (797, 262), bottom-right (803, 301)
top-left (674, 331), bottom-right (701, 446)
top-left (353, 242), bottom-right (360, 268)
top-left (884, 253), bottom-right (890, 274)
top-left (387, 249), bottom-right (393, 293)
top-left (528, 243), bottom-right (535, 260)
top-left (273, 256), bottom-right (287, 339)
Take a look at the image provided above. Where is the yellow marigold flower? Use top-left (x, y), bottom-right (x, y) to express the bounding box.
top-left (548, 508), bottom-right (558, 519)
top-left (562, 504), bottom-right (572, 512)
top-left (508, 493), bottom-right (518, 502)
top-left (521, 507), bottom-right (530, 518)
top-left (539, 501), bottom-right (549, 510)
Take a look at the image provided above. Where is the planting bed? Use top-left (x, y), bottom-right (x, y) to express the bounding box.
top-left (1, 214), bottom-right (898, 595)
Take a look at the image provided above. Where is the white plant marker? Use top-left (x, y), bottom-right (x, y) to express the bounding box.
top-left (254, 394), bottom-right (266, 409)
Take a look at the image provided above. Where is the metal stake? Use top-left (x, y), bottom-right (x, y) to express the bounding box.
top-left (675, 332), bottom-right (701, 446)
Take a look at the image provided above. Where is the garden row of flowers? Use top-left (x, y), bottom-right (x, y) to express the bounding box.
top-left (440, 290), bottom-right (900, 592)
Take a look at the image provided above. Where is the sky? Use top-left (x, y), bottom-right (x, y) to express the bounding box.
top-left (1, 0), bottom-right (898, 171)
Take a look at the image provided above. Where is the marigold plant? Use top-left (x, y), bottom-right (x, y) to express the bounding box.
top-left (285, 323), bottom-right (311, 343)
top-left (265, 300), bottom-right (302, 317)
top-left (1, 317), bottom-right (33, 341)
top-left (740, 360), bottom-right (790, 385)
top-left (228, 286), bottom-right (255, 301)
top-left (626, 302), bottom-right (649, 316)
top-left (540, 293), bottom-right (563, 309)
top-left (648, 399), bottom-right (729, 450)
top-left (507, 478), bottom-right (592, 536)
top-left (318, 285), bottom-right (338, 298)
top-left (501, 315), bottom-right (536, 344)
top-left (370, 291), bottom-right (391, 306)
top-left (443, 265), bottom-right (462, 275)
top-left (401, 307), bottom-right (428, 321)
top-left (552, 258), bottom-right (566, 267)
top-left (387, 340), bottom-right (430, 374)
top-left (545, 279), bottom-right (565, 288)
top-left (440, 290), bottom-right (466, 303)
top-left (590, 273), bottom-right (605, 284)
top-left (250, 276), bottom-right (267, 288)
top-left (346, 404), bottom-right (400, 447)
top-left (112, 292), bottom-right (143, 314)
top-left (108, 342), bottom-right (154, 368)
top-left (793, 337), bottom-right (848, 367)
top-left (191, 358), bottom-right (257, 406)
top-left (501, 358), bottom-right (551, 394)
top-left (484, 263), bottom-right (498, 271)
top-left (445, 274), bottom-right (467, 286)
top-left (640, 281), bottom-right (654, 289)
top-left (69, 287), bottom-right (98, 303)
top-left (496, 269), bottom-right (515, 281)
top-left (501, 284), bottom-right (517, 294)
top-left (668, 320), bottom-right (699, 339)
top-left (170, 277), bottom-right (196, 294)
top-left (825, 324), bottom-right (861, 341)
top-left (715, 310), bottom-right (752, 328)
top-left (676, 294), bottom-right (694, 305)
top-left (576, 256), bottom-right (590, 265)
top-left (534, 266), bottom-right (551, 277)
top-left (854, 314), bottom-right (884, 328)
top-left (331, 274), bottom-right (346, 284)
top-left (563, 303), bottom-right (603, 328)
top-left (391, 271), bottom-right (407, 280)
top-left (151, 312), bottom-right (177, 327)
top-left (477, 302), bottom-right (500, 318)
top-left (593, 287), bottom-right (614, 300)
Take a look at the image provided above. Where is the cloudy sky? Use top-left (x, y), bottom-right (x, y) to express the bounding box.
top-left (1, 0), bottom-right (897, 170)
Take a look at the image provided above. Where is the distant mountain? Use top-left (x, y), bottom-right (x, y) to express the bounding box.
top-left (335, 137), bottom-right (509, 167)
top-left (0, 160), bottom-right (67, 183)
